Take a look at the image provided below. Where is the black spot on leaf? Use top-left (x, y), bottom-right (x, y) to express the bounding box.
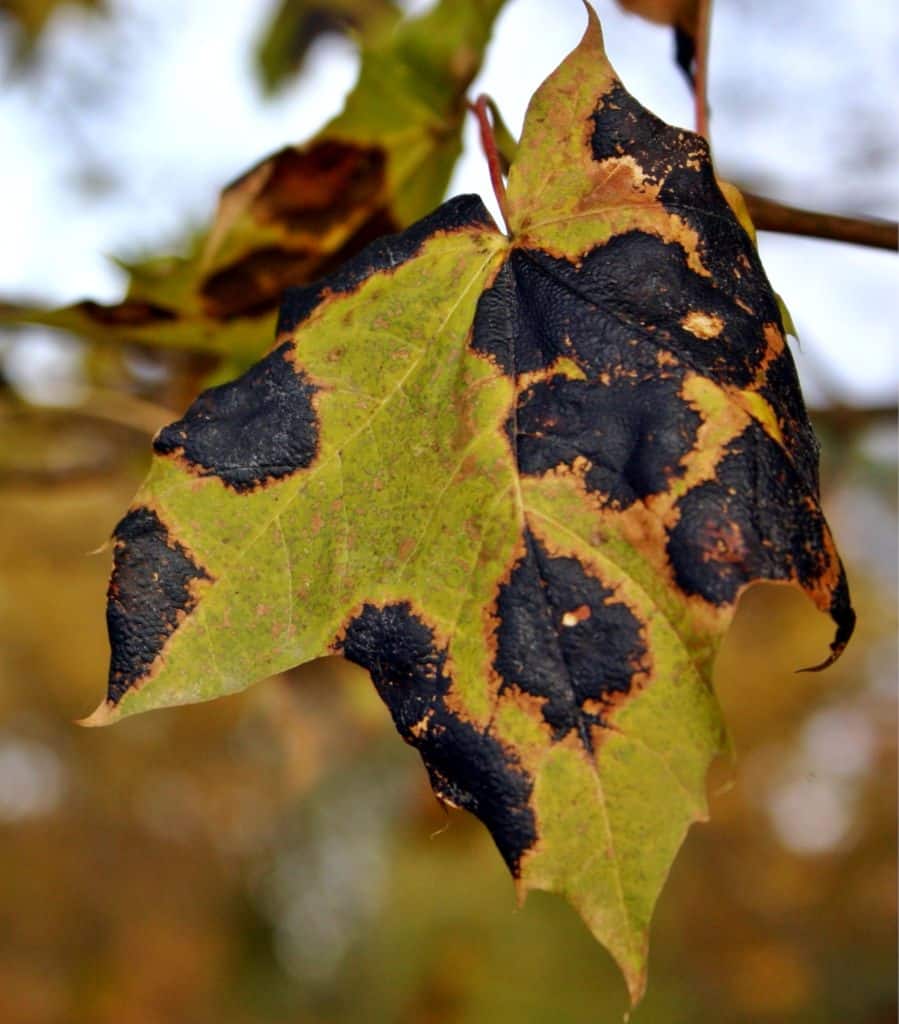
top-left (760, 349), bottom-right (820, 481)
top-left (278, 193), bottom-right (497, 334)
top-left (517, 237), bottom-right (774, 387)
top-left (340, 602), bottom-right (536, 873)
top-left (590, 82), bottom-right (782, 328)
top-left (277, 279), bottom-right (330, 337)
top-left (106, 507), bottom-right (210, 704)
top-left (341, 603), bottom-right (446, 738)
top-left (821, 568), bottom-right (856, 667)
top-left (591, 82), bottom-right (699, 180)
top-left (494, 531), bottom-right (648, 749)
top-left (470, 258), bottom-right (517, 375)
top-left (470, 255), bottom-right (565, 376)
top-left (516, 373), bottom-right (700, 508)
top-left (667, 421), bottom-right (849, 608)
top-left (471, 232), bottom-right (779, 392)
top-left (154, 341), bottom-right (318, 492)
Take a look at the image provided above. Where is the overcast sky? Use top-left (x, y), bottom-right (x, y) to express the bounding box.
top-left (1, 0), bottom-right (896, 407)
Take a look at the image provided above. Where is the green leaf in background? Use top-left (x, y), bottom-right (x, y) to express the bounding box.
top-left (254, 0), bottom-right (401, 95)
top-left (89, 7), bottom-right (853, 1006)
top-left (1, 0), bottom-right (506, 373)
top-left (202, 0), bottom-right (506, 318)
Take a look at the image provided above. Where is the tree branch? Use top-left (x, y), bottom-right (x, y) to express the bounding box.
top-left (743, 192), bottom-right (898, 251)
top-left (809, 403), bottom-right (897, 434)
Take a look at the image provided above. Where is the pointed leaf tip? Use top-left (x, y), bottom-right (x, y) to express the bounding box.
top-left (581, 0), bottom-right (602, 34)
top-left (625, 969), bottom-right (648, 1010)
top-left (76, 701), bottom-right (120, 728)
top-left (576, 1), bottom-right (606, 58)
top-left (798, 603), bottom-right (856, 673)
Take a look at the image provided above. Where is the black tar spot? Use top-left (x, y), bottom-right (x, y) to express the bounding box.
top-left (590, 82), bottom-right (781, 328)
top-left (667, 421), bottom-right (840, 605)
top-left (472, 228), bottom-right (779, 391)
top-left (470, 259), bottom-right (518, 375)
top-left (277, 193), bottom-right (497, 335)
top-left (471, 252), bottom-right (578, 376)
top-left (154, 341), bottom-right (318, 492)
top-left (590, 81), bottom-right (702, 182)
top-left (494, 530), bottom-right (648, 749)
top-left (340, 602), bottom-right (536, 873)
top-left (516, 373), bottom-right (700, 508)
top-left (824, 567), bottom-right (856, 663)
top-left (760, 349), bottom-right (820, 483)
top-left (106, 507), bottom-right (210, 704)
top-left (470, 80), bottom-right (798, 520)
top-left (522, 236), bottom-right (775, 386)
top-left (472, 229), bottom-right (784, 511)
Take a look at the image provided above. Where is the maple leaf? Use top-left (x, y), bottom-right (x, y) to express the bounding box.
top-left (88, 8), bottom-right (854, 1005)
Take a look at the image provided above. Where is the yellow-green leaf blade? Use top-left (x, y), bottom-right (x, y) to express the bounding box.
top-left (89, 196), bottom-right (510, 726)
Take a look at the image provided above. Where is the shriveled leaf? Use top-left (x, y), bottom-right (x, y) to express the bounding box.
top-left (616, 0), bottom-right (700, 83)
top-left (203, 0), bottom-right (506, 318)
top-left (1, 0), bottom-right (505, 369)
top-left (615, 0), bottom-right (697, 28)
top-left (254, 0), bottom-right (401, 95)
top-left (90, 8), bottom-right (854, 1006)
top-left (0, 241), bottom-right (273, 369)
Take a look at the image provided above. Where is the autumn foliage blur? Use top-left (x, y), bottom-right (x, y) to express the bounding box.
top-left (0, 1), bottom-right (896, 1022)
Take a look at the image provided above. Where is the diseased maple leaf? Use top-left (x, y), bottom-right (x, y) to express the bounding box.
top-left (88, 9), bottom-right (854, 1005)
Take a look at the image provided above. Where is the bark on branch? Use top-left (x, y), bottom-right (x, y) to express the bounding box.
top-left (743, 192), bottom-right (898, 251)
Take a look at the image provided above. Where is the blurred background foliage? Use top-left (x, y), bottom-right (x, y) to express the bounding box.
top-left (0, 1), bottom-right (896, 1022)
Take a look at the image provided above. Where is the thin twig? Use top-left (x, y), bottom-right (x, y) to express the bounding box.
top-left (809, 403), bottom-right (897, 434)
top-left (693, 0), bottom-right (713, 140)
top-left (743, 192), bottom-right (898, 251)
top-left (483, 96), bottom-right (518, 174)
top-left (468, 94), bottom-right (510, 231)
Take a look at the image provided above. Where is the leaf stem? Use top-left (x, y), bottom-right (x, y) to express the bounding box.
top-left (469, 94), bottom-right (510, 231)
top-left (743, 192), bottom-right (899, 251)
top-left (693, 0), bottom-right (713, 140)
